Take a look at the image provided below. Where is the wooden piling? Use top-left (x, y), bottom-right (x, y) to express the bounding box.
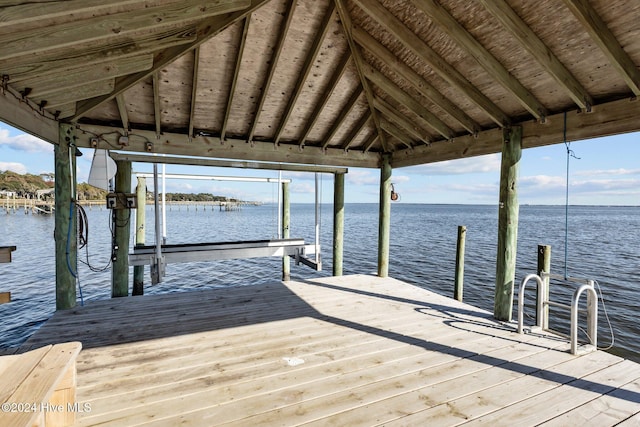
top-left (133, 177), bottom-right (146, 296)
top-left (454, 225), bottom-right (466, 302)
top-left (333, 173), bottom-right (345, 276)
top-left (494, 126), bottom-right (522, 321)
top-left (112, 160), bottom-right (131, 298)
top-left (537, 244), bottom-right (551, 329)
top-left (54, 124), bottom-right (77, 310)
top-left (282, 181), bottom-right (290, 281)
top-left (378, 154), bottom-right (392, 278)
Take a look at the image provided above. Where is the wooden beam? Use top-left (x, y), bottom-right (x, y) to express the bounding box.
top-left (110, 152), bottom-right (348, 174)
top-left (479, 0), bottom-right (593, 110)
top-left (112, 160), bottom-right (132, 298)
top-left (563, 0), bottom-right (640, 96)
top-left (0, 0), bottom-right (156, 29)
top-left (247, 0), bottom-right (297, 143)
top-left (221, 16), bottom-right (251, 142)
top-left (188, 48), bottom-right (200, 140)
top-left (352, 26), bottom-right (480, 134)
top-left (391, 97), bottom-right (640, 167)
top-left (153, 72), bottom-right (161, 137)
top-left (353, 0), bottom-right (510, 127)
top-left (364, 132), bottom-right (379, 152)
top-left (332, 173), bottom-right (345, 276)
top-left (76, 124), bottom-right (379, 168)
top-left (0, 85), bottom-right (58, 144)
top-left (377, 154), bottom-right (392, 277)
top-left (334, 0), bottom-right (389, 152)
top-left (298, 52), bottom-right (351, 147)
top-left (273, 3), bottom-right (335, 145)
top-left (373, 97), bottom-right (431, 144)
top-left (380, 119), bottom-right (414, 149)
top-left (1, 30), bottom-right (195, 82)
top-left (494, 126), bottom-right (521, 322)
top-left (410, 0), bottom-right (548, 120)
top-left (340, 111), bottom-right (371, 151)
top-left (115, 94), bottom-right (130, 132)
top-left (0, 0), bottom-right (251, 61)
top-left (54, 124), bottom-right (77, 310)
top-left (13, 55), bottom-right (153, 96)
top-left (322, 86), bottom-right (363, 150)
top-left (42, 80), bottom-right (115, 109)
top-left (362, 64), bottom-right (453, 139)
top-left (71, 0), bottom-right (266, 121)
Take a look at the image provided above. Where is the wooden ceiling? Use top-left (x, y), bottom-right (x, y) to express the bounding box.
top-left (1, 0), bottom-right (640, 168)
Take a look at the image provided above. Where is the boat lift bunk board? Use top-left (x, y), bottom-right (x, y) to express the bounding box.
top-left (128, 166), bottom-right (323, 284)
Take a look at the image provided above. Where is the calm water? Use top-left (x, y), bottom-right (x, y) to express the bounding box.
top-left (0, 203), bottom-right (638, 361)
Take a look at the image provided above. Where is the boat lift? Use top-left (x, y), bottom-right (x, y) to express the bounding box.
top-left (129, 168), bottom-right (323, 284)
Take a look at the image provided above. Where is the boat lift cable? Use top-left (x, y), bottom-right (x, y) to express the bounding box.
top-left (562, 111), bottom-right (580, 279)
top-left (561, 113), bottom-right (615, 351)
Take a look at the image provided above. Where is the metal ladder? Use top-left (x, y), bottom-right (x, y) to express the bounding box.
top-left (517, 272), bottom-right (598, 355)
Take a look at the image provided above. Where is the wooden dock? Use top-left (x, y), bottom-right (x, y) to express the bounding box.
top-left (22, 275), bottom-right (640, 426)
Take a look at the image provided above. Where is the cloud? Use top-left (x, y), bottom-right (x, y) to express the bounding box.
top-left (291, 182), bottom-right (314, 194)
top-left (574, 168), bottom-right (640, 176)
top-left (0, 162), bottom-right (27, 174)
top-left (391, 175), bottom-right (410, 183)
top-left (410, 153), bottom-right (500, 175)
top-left (347, 170), bottom-right (378, 185)
top-left (0, 128), bottom-right (52, 152)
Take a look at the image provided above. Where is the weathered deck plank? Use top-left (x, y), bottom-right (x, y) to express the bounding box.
top-left (21, 274), bottom-right (640, 426)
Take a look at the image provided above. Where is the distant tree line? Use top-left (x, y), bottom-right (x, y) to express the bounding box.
top-left (0, 171), bottom-right (244, 202)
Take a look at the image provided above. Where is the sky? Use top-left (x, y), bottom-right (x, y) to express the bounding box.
top-left (0, 121), bottom-right (639, 205)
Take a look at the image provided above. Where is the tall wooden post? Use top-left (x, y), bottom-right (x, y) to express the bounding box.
top-left (537, 244), bottom-right (551, 328)
top-left (133, 177), bottom-right (146, 296)
top-left (333, 172), bottom-right (345, 276)
top-left (55, 124), bottom-right (77, 310)
top-left (378, 154), bottom-right (392, 278)
top-left (112, 160), bottom-right (131, 297)
top-left (454, 225), bottom-right (467, 302)
top-left (494, 126), bottom-right (522, 321)
top-left (282, 181), bottom-right (290, 281)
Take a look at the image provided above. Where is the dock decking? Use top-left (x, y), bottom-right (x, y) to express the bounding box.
top-left (23, 275), bottom-right (640, 426)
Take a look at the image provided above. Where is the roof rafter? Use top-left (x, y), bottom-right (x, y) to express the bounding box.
top-left (562, 0), bottom-right (640, 96)
top-left (45, 80), bottom-right (115, 109)
top-left (152, 72), bottom-right (161, 137)
top-left (188, 47), bottom-right (200, 140)
top-left (373, 97), bottom-right (430, 144)
top-left (115, 93), bottom-right (130, 132)
top-left (340, 111), bottom-right (371, 150)
top-left (221, 15), bottom-right (251, 142)
top-left (0, 0), bottom-right (153, 29)
top-left (246, 0), bottom-right (297, 144)
top-left (363, 132), bottom-right (379, 153)
top-left (410, 0), bottom-right (548, 120)
top-left (297, 51), bottom-right (351, 147)
top-left (380, 119), bottom-right (414, 149)
top-left (2, 28), bottom-right (196, 84)
top-left (352, 25), bottom-right (479, 134)
top-left (273, 2), bottom-right (335, 145)
top-left (334, 0), bottom-right (389, 153)
top-left (321, 85), bottom-right (363, 150)
top-left (353, 0), bottom-right (510, 128)
top-left (0, 0), bottom-right (251, 62)
top-left (13, 55), bottom-right (153, 98)
top-left (71, 0), bottom-right (266, 122)
top-left (362, 64), bottom-right (453, 139)
top-left (479, 0), bottom-right (593, 110)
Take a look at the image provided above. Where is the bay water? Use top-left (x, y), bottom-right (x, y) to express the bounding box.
top-left (0, 203), bottom-right (638, 361)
